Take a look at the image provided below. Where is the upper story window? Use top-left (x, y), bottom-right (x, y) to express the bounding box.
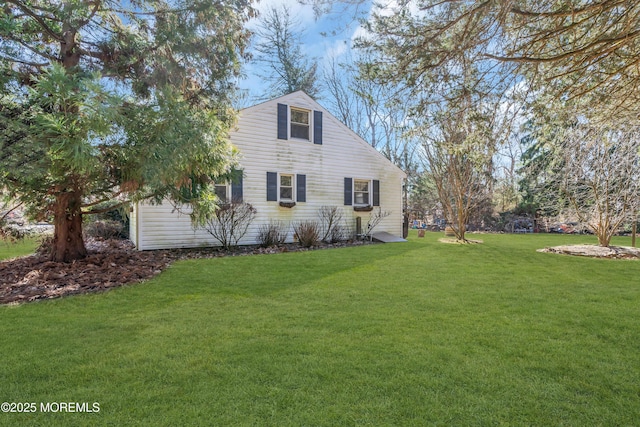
top-left (354, 180), bottom-right (370, 205)
top-left (277, 103), bottom-right (322, 144)
top-left (290, 107), bottom-right (310, 140)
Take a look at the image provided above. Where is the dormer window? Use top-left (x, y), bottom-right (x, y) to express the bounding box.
top-left (290, 108), bottom-right (310, 140)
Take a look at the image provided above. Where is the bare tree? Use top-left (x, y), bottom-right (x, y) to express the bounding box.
top-left (419, 107), bottom-right (495, 242)
top-left (323, 52), bottom-right (419, 168)
top-left (559, 124), bottom-right (640, 247)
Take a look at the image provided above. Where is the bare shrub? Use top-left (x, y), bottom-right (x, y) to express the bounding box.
top-left (559, 125), bottom-right (640, 247)
top-left (342, 220), bottom-right (356, 241)
top-left (84, 220), bottom-right (125, 240)
top-left (293, 220), bottom-right (320, 248)
top-left (327, 222), bottom-right (347, 243)
top-left (318, 206), bottom-right (346, 243)
top-left (203, 202), bottom-right (257, 250)
top-left (364, 208), bottom-right (391, 240)
top-left (256, 220), bottom-right (289, 247)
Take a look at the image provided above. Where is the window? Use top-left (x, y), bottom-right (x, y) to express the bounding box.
top-left (344, 178), bottom-right (380, 207)
top-left (354, 180), bottom-right (370, 205)
top-left (290, 107), bottom-right (310, 140)
top-left (215, 184), bottom-right (228, 204)
top-left (214, 174), bottom-right (244, 204)
top-left (277, 103), bottom-right (322, 144)
top-left (267, 172), bottom-right (306, 204)
top-left (280, 174), bottom-right (294, 201)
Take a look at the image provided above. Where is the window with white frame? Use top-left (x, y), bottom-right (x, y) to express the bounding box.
top-left (290, 107), bottom-right (310, 140)
top-left (354, 179), bottom-right (370, 205)
top-left (280, 174), bottom-right (294, 201)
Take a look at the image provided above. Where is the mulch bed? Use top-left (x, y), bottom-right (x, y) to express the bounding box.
top-left (537, 244), bottom-right (640, 259)
top-left (0, 238), bottom-right (375, 305)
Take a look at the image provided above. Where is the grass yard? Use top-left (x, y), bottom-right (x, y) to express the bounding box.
top-left (1, 232), bottom-right (639, 426)
top-left (0, 237), bottom-right (39, 260)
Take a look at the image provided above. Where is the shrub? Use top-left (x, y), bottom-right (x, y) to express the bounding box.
top-left (0, 223), bottom-right (25, 243)
top-left (203, 202), bottom-right (257, 250)
top-left (256, 220), bottom-right (288, 247)
top-left (84, 220), bottom-right (125, 240)
top-left (1, 204), bottom-right (26, 243)
top-left (318, 206), bottom-right (346, 243)
top-left (293, 220), bottom-right (320, 248)
top-left (364, 208), bottom-right (391, 240)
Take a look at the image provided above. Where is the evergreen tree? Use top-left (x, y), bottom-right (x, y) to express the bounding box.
top-left (362, 0), bottom-right (640, 121)
top-left (253, 6), bottom-right (321, 99)
top-left (0, 0), bottom-right (255, 261)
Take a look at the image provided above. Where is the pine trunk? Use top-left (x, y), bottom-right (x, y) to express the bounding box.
top-left (51, 191), bottom-right (87, 262)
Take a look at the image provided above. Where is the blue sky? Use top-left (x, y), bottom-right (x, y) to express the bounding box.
top-left (238, 0), bottom-right (378, 102)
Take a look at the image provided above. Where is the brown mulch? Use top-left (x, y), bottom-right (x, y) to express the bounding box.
top-left (0, 238), bottom-right (375, 305)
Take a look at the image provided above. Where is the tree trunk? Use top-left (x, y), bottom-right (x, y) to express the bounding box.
top-left (595, 228), bottom-right (611, 248)
top-left (454, 217), bottom-right (467, 242)
top-left (51, 191), bottom-right (87, 262)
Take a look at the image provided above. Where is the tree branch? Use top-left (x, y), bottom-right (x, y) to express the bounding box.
top-left (510, 0), bottom-right (627, 19)
top-left (5, 0), bottom-right (63, 42)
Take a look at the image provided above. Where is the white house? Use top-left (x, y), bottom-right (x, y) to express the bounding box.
top-left (130, 91), bottom-right (407, 250)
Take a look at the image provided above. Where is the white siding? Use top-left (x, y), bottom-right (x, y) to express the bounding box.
top-left (133, 92), bottom-right (406, 250)
top-left (129, 203), bottom-right (137, 247)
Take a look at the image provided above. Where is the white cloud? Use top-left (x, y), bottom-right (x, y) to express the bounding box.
top-left (248, 0), bottom-right (316, 30)
top-left (325, 39), bottom-right (349, 60)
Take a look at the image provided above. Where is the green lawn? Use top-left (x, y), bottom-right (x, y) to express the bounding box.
top-left (0, 237), bottom-right (39, 260)
top-left (1, 232), bottom-right (639, 426)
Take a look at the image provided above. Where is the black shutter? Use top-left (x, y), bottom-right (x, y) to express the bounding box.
top-left (296, 174), bottom-right (306, 202)
top-left (372, 180), bottom-right (380, 206)
top-left (313, 110), bottom-right (323, 145)
top-left (277, 103), bottom-right (288, 140)
top-left (344, 177), bottom-right (352, 206)
top-left (267, 172), bottom-right (278, 201)
top-left (231, 173), bottom-right (243, 203)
